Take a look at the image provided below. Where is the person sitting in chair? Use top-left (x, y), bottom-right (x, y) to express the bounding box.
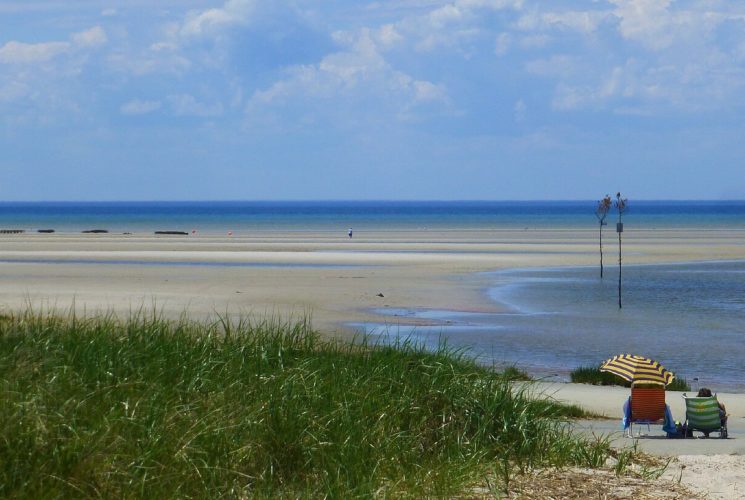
top-left (697, 387), bottom-right (727, 436)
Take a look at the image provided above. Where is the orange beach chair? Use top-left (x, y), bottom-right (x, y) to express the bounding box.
top-left (627, 385), bottom-right (666, 437)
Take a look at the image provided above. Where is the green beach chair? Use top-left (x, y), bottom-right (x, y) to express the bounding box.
top-left (682, 394), bottom-right (728, 438)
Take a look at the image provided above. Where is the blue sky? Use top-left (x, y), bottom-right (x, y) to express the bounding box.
top-left (1, 0), bottom-right (745, 201)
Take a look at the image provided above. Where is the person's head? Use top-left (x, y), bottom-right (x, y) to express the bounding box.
top-left (697, 387), bottom-right (713, 397)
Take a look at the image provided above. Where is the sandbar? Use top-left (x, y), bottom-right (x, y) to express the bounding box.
top-left (1, 227), bottom-right (744, 335)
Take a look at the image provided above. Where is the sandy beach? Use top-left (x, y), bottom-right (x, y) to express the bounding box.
top-left (1, 227), bottom-right (744, 333)
top-left (2, 227), bottom-right (745, 497)
top-left (532, 382), bottom-right (745, 499)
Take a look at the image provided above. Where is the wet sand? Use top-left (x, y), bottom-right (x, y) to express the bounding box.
top-left (1, 227), bottom-right (744, 335)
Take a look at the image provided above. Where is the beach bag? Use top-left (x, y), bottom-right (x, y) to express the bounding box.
top-left (667, 421), bottom-right (685, 439)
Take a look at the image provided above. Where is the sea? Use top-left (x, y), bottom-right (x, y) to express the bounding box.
top-left (2, 200), bottom-right (745, 391)
top-left (357, 261), bottom-right (745, 392)
top-left (2, 200), bottom-right (745, 232)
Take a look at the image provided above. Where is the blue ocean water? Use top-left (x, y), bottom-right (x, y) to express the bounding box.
top-left (1, 200), bottom-right (745, 232)
top-left (357, 261), bottom-right (745, 392)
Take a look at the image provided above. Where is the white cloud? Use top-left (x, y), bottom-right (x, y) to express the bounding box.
top-left (613, 1), bottom-right (745, 66)
top-left (0, 41), bottom-right (70, 64)
top-left (114, 0), bottom-right (257, 79)
top-left (72, 26), bottom-right (107, 47)
top-left (108, 49), bottom-right (191, 76)
top-left (248, 28), bottom-right (448, 121)
top-left (610, 0), bottom-right (676, 50)
top-left (412, 80), bottom-right (446, 102)
top-left (427, 4), bottom-right (465, 28)
top-left (180, 0), bottom-right (255, 38)
top-left (318, 32), bottom-right (387, 85)
top-left (552, 66), bottom-right (625, 111)
top-left (391, 0), bottom-right (523, 52)
top-left (376, 24), bottom-right (403, 49)
top-left (547, 59), bottom-right (722, 113)
top-left (150, 42), bottom-right (178, 52)
top-left (428, 0), bottom-right (522, 28)
top-left (4, 0), bottom-right (745, 132)
top-left (544, 11), bottom-right (606, 34)
top-left (120, 99), bottom-right (162, 115)
top-left (517, 10), bottom-right (608, 34)
top-left (0, 25), bottom-right (106, 65)
top-left (508, 2), bottom-right (745, 113)
top-left (0, 24), bottom-right (111, 120)
top-left (494, 32), bottom-right (511, 55)
top-left (167, 94), bottom-right (224, 117)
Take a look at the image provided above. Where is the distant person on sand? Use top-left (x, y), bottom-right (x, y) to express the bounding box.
top-left (348, 228), bottom-right (353, 239)
top-left (698, 387), bottom-right (728, 429)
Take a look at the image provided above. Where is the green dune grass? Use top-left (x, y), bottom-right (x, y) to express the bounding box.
top-left (570, 366), bottom-right (691, 391)
top-left (0, 309), bottom-right (617, 497)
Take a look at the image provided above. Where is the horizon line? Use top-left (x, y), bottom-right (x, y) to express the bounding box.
top-left (1, 198), bottom-right (745, 204)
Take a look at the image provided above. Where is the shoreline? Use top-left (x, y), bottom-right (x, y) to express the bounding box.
top-left (1, 228), bottom-right (744, 384)
top-left (351, 259), bottom-right (745, 393)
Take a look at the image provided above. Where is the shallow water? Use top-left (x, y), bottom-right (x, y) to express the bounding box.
top-left (0, 258), bottom-right (364, 269)
top-left (354, 261), bottom-right (745, 392)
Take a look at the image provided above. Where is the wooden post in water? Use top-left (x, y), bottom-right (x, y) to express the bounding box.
top-left (615, 193), bottom-right (627, 309)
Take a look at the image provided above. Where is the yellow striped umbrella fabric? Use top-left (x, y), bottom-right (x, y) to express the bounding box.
top-left (599, 354), bottom-right (675, 386)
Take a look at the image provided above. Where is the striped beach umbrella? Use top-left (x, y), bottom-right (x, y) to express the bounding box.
top-left (599, 354), bottom-right (675, 386)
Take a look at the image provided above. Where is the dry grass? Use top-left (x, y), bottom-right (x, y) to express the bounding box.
top-left (508, 468), bottom-right (700, 499)
top-left (467, 452), bottom-right (703, 499)
top-left (470, 467), bottom-right (701, 499)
